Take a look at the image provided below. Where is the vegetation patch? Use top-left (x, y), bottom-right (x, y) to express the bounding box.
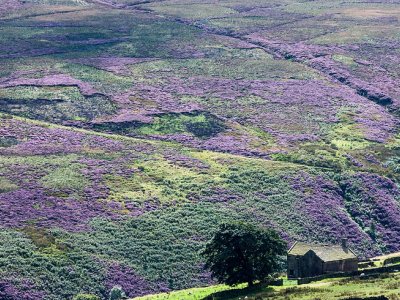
top-left (41, 165), bottom-right (89, 192)
top-left (0, 136), bottom-right (19, 147)
top-left (0, 86), bottom-right (116, 123)
top-left (96, 112), bottom-right (226, 139)
top-left (0, 177), bottom-right (18, 193)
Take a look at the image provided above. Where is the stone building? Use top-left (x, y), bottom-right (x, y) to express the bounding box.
top-left (287, 240), bottom-right (358, 278)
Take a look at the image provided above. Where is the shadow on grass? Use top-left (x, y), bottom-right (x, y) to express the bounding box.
top-left (202, 283), bottom-right (274, 300)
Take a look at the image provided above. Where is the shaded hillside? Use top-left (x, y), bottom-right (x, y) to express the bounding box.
top-left (1, 0), bottom-right (400, 299)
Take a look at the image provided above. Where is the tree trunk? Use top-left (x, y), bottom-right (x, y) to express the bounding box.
top-left (248, 280), bottom-right (254, 288)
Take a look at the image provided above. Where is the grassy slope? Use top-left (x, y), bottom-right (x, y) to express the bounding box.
top-left (133, 273), bottom-right (400, 300)
top-left (1, 0), bottom-right (400, 299)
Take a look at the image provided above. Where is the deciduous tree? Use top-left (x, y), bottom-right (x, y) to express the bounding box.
top-left (202, 222), bottom-right (286, 287)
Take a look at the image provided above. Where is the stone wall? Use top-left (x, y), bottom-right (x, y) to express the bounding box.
top-left (297, 264), bottom-right (400, 285)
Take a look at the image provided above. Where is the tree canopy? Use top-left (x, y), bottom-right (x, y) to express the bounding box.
top-left (202, 222), bottom-right (286, 287)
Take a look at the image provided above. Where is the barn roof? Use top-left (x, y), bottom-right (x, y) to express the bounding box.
top-left (288, 242), bottom-right (357, 262)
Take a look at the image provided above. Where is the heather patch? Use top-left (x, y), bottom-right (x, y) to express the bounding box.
top-left (340, 172), bottom-right (400, 253)
top-left (105, 263), bottom-right (157, 297)
top-left (0, 119), bottom-right (123, 156)
top-left (0, 0), bottom-right (23, 17)
top-left (0, 187), bottom-right (117, 231)
top-left (175, 79), bottom-right (394, 146)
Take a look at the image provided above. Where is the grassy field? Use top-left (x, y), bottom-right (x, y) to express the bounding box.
top-left (132, 283), bottom-right (247, 300)
top-left (133, 273), bottom-right (400, 300)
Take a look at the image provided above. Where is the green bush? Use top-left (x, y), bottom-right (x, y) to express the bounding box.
top-left (109, 286), bottom-right (126, 300)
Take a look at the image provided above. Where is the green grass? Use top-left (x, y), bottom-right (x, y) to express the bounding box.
top-left (142, 3), bottom-right (237, 20)
top-left (0, 85), bottom-right (116, 123)
top-left (129, 56), bottom-right (319, 81)
top-left (327, 110), bottom-right (375, 150)
top-left (133, 284), bottom-right (246, 300)
top-left (0, 86), bottom-right (83, 101)
top-left (41, 165), bottom-right (89, 192)
top-left (207, 16), bottom-right (283, 33)
top-left (133, 273), bottom-right (400, 300)
top-left (332, 54), bottom-right (357, 67)
top-left (0, 177), bottom-right (18, 193)
top-left (106, 155), bottom-right (215, 204)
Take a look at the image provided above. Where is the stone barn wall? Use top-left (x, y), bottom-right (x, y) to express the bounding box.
top-left (324, 259), bottom-right (358, 273)
top-left (288, 251), bottom-right (324, 278)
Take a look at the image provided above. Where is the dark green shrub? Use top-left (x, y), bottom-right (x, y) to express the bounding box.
top-left (109, 286), bottom-right (126, 300)
top-left (185, 114), bottom-right (225, 138)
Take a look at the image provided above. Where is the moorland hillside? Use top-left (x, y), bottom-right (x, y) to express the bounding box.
top-left (1, 0), bottom-right (400, 299)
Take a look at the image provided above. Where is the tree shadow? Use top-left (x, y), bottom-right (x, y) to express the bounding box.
top-left (202, 283), bottom-right (274, 300)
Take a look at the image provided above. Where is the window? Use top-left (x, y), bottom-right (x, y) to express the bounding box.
top-left (289, 269), bottom-right (294, 276)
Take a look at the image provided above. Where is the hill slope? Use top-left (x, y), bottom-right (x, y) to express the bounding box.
top-left (1, 0), bottom-right (400, 299)
top-left (133, 272), bottom-right (400, 300)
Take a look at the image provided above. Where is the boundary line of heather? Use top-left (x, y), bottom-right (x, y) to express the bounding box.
top-left (0, 112), bottom-right (336, 172)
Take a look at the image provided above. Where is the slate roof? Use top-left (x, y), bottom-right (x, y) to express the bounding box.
top-left (288, 242), bottom-right (357, 262)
